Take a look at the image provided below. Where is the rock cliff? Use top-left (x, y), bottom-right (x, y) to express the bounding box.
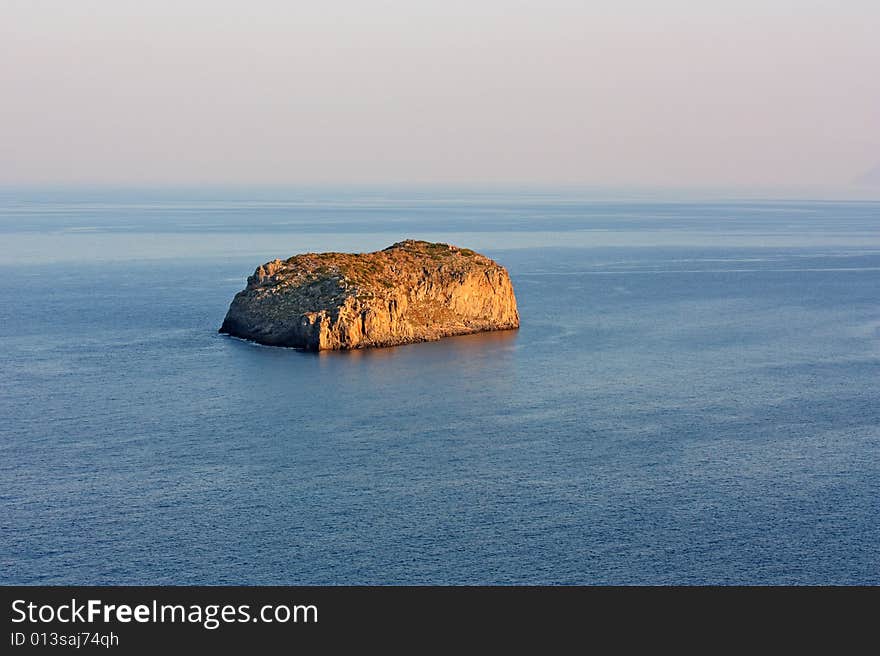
top-left (219, 240), bottom-right (520, 350)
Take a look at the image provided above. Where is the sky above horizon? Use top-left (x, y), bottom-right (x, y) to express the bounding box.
top-left (2, 1), bottom-right (879, 193)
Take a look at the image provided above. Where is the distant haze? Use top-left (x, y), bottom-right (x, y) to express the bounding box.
top-left (2, 0), bottom-right (878, 193)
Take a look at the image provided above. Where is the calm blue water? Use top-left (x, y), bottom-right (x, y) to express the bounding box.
top-left (1, 189), bottom-right (879, 584)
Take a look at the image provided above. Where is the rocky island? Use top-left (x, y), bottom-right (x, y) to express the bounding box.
top-left (219, 240), bottom-right (519, 350)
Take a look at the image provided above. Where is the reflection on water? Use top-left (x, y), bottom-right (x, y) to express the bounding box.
top-left (315, 328), bottom-right (520, 361)
top-left (224, 326), bottom-right (519, 362)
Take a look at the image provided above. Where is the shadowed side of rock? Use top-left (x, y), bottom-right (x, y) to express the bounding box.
top-left (219, 240), bottom-right (520, 350)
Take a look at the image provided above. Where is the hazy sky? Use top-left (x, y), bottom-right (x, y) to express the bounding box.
top-left (2, 0), bottom-right (878, 190)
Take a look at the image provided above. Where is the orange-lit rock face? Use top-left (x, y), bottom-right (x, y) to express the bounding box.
top-left (220, 240), bottom-right (519, 350)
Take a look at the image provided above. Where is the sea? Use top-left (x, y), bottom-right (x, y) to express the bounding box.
top-left (1, 188), bottom-right (878, 584)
